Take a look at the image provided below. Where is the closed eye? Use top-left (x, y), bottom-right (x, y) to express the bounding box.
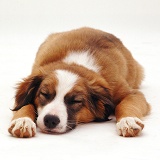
top-left (65, 96), bottom-right (83, 105)
top-left (69, 96), bottom-right (84, 105)
top-left (40, 91), bottom-right (50, 99)
top-left (71, 99), bottom-right (83, 104)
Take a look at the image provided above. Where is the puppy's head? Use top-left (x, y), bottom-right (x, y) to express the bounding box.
top-left (14, 69), bottom-right (114, 134)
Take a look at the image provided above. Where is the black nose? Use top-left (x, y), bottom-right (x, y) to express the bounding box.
top-left (44, 115), bottom-right (60, 129)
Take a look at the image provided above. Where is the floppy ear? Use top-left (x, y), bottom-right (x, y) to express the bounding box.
top-left (13, 75), bottom-right (43, 111)
top-left (88, 82), bottom-right (115, 121)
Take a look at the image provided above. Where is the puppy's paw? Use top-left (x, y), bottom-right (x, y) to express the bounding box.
top-left (8, 117), bottom-right (36, 138)
top-left (116, 117), bottom-right (144, 137)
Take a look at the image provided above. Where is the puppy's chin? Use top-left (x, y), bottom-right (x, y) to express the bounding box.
top-left (38, 125), bottom-right (75, 135)
top-left (41, 129), bottom-right (66, 135)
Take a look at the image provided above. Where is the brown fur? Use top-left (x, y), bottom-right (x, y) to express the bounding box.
top-left (9, 27), bottom-right (150, 138)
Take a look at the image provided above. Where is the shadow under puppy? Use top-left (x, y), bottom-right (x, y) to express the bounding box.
top-left (8, 27), bottom-right (150, 138)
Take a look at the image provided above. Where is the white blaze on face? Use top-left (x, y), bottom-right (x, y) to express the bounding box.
top-left (37, 69), bottom-right (78, 133)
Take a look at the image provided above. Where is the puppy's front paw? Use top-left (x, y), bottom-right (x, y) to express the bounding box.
top-left (8, 117), bottom-right (36, 138)
top-left (116, 117), bottom-right (144, 137)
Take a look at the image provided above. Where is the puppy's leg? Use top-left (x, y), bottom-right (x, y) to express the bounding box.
top-left (115, 90), bottom-right (150, 137)
top-left (8, 104), bottom-right (36, 138)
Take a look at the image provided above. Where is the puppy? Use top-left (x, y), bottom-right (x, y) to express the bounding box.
top-left (8, 27), bottom-right (150, 138)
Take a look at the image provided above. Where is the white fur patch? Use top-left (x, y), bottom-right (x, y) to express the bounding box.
top-left (9, 117), bottom-right (36, 137)
top-left (63, 51), bottom-right (100, 72)
top-left (37, 69), bottom-right (78, 133)
top-left (116, 117), bottom-right (144, 137)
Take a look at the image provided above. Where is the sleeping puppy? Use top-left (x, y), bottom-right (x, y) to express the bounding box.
top-left (8, 27), bottom-right (150, 138)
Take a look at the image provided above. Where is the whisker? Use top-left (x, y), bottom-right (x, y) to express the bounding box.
top-left (34, 110), bottom-right (38, 116)
top-left (66, 125), bottom-right (73, 130)
top-left (67, 120), bottom-right (76, 123)
top-left (67, 122), bottom-right (75, 124)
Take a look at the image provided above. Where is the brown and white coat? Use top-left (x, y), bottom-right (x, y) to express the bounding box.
top-left (8, 27), bottom-right (150, 138)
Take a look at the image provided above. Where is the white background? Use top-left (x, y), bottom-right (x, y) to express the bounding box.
top-left (0, 0), bottom-right (160, 159)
